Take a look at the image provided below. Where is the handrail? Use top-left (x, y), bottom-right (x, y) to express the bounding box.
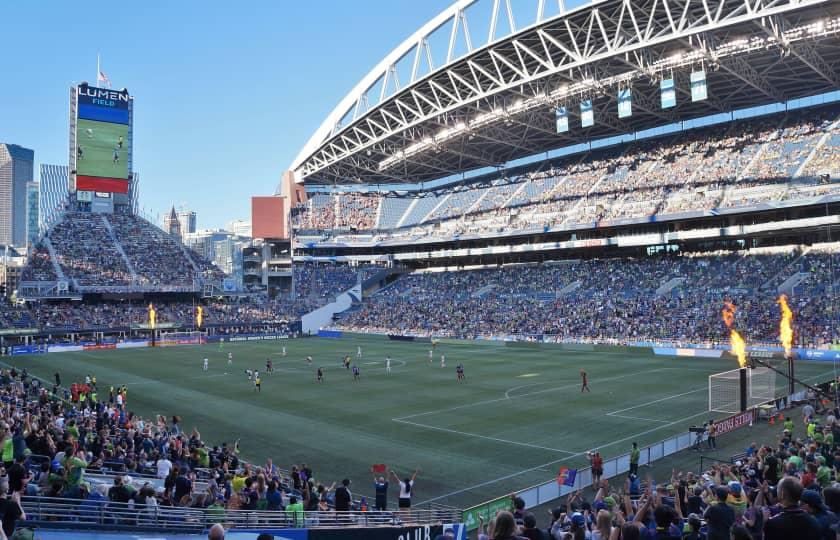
top-left (20, 496), bottom-right (462, 531)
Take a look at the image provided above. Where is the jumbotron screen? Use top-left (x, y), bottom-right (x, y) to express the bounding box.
top-left (75, 84), bottom-right (130, 194)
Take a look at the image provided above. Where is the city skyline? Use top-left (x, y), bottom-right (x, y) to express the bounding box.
top-left (0, 1), bottom-right (453, 229)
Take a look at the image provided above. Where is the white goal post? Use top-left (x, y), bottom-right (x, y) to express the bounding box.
top-left (158, 331), bottom-right (207, 347)
top-left (709, 367), bottom-right (776, 414)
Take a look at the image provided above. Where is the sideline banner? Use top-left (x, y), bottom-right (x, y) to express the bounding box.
top-left (715, 409), bottom-right (757, 437)
top-left (318, 330), bottom-right (342, 338)
top-left (310, 525), bottom-right (444, 540)
top-left (463, 496), bottom-right (511, 531)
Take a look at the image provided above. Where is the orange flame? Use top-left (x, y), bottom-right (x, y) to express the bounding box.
top-left (196, 306), bottom-right (204, 329)
top-left (722, 301), bottom-right (747, 368)
top-left (148, 303), bottom-right (156, 329)
top-left (777, 294), bottom-right (794, 356)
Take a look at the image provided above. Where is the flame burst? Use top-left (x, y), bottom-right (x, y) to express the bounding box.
top-left (196, 306), bottom-right (204, 329)
top-left (722, 301), bottom-right (748, 368)
top-left (148, 303), bottom-right (156, 329)
top-left (777, 294), bottom-right (794, 357)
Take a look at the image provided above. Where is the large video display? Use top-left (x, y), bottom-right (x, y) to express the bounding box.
top-left (75, 85), bottom-right (131, 193)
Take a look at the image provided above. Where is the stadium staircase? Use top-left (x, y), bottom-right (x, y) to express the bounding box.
top-left (777, 271), bottom-right (810, 295)
top-left (760, 247), bottom-right (808, 291)
top-left (100, 215), bottom-right (139, 283)
top-left (41, 237), bottom-right (67, 282)
top-left (794, 115), bottom-right (840, 180)
top-left (361, 266), bottom-right (408, 296)
top-left (557, 280), bottom-right (582, 296)
top-left (394, 198), bottom-right (416, 228)
top-left (422, 193), bottom-right (452, 224)
top-left (719, 115), bottom-right (786, 208)
top-left (655, 277), bottom-right (686, 296)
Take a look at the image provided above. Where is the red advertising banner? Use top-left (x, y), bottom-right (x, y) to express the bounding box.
top-left (76, 176), bottom-right (129, 194)
top-left (714, 409), bottom-right (757, 436)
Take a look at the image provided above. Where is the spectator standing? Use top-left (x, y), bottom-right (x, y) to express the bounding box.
top-left (704, 487), bottom-right (736, 540)
top-left (373, 473), bottom-right (388, 511)
top-left (391, 468), bottom-right (419, 509)
top-left (334, 479), bottom-right (352, 512)
top-left (800, 489), bottom-right (837, 540)
top-left (629, 442), bottom-right (640, 476)
top-left (763, 478), bottom-right (820, 540)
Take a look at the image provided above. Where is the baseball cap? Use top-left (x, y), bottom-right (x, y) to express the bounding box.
top-left (571, 512), bottom-right (586, 527)
top-left (801, 490), bottom-right (825, 509)
top-left (728, 481), bottom-right (742, 494)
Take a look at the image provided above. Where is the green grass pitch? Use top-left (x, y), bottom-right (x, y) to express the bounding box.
top-left (76, 119), bottom-right (129, 179)
top-left (7, 335), bottom-right (833, 509)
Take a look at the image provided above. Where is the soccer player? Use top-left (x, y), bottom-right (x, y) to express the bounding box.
top-left (54, 372), bottom-right (61, 386)
top-left (357, 346), bottom-right (363, 359)
top-left (245, 369), bottom-right (253, 381)
top-left (386, 356), bottom-right (392, 374)
top-left (254, 375), bottom-right (261, 393)
top-left (344, 356), bottom-right (351, 370)
top-left (266, 358), bottom-right (273, 374)
top-left (580, 369), bottom-right (590, 393)
top-left (428, 350), bottom-right (433, 362)
top-left (306, 355), bottom-right (312, 365)
top-left (113, 148), bottom-right (120, 164)
top-left (440, 354), bottom-right (446, 368)
top-left (282, 346), bottom-right (287, 357)
top-left (203, 358), bottom-right (208, 371)
top-left (228, 352), bottom-right (233, 365)
top-left (456, 363), bottom-right (465, 381)
top-left (254, 370), bottom-right (259, 381)
top-left (117, 135), bottom-right (124, 149)
top-left (316, 367), bottom-right (324, 383)
top-left (77, 145), bottom-right (84, 159)
top-left (352, 365), bottom-right (360, 381)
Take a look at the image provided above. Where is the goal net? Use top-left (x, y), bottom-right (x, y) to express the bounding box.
top-left (158, 331), bottom-right (206, 347)
top-left (708, 367), bottom-right (776, 414)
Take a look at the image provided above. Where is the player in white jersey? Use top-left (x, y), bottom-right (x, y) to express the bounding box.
top-left (386, 356), bottom-right (391, 374)
top-left (228, 352), bottom-right (233, 365)
top-left (282, 346), bottom-right (287, 357)
top-left (357, 346), bottom-right (363, 359)
top-left (440, 354), bottom-right (446, 368)
top-left (428, 350), bottom-right (433, 362)
top-left (203, 358), bottom-right (208, 371)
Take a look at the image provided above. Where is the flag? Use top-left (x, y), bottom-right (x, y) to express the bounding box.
top-left (557, 467), bottom-right (577, 487)
top-left (371, 463), bottom-right (387, 473)
top-left (98, 69), bottom-right (111, 88)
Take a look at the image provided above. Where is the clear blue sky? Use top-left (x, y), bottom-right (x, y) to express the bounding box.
top-left (0, 0), bottom-right (454, 229)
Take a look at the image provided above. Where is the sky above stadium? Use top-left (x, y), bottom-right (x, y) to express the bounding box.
top-left (1, 0), bottom-right (466, 230)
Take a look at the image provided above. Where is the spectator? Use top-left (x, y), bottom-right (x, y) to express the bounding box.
top-left (208, 523), bottom-right (225, 540)
top-left (705, 487), bottom-right (736, 540)
top-left (763, 477), bottom-right (820, 540)
top-left (334, 479), bottom-right (352, 512)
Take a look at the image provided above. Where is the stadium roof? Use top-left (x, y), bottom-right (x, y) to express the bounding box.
top-left (290, 0), bottom-right (840, 185)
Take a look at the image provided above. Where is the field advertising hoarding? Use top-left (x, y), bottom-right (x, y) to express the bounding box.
top-left (75, 84), bottom-right (130, 193)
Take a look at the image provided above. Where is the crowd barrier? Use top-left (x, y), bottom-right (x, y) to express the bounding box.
top-left (461, 408), bottom-right (758, 531)
top-left (20, 496), bottom-right (462, 536)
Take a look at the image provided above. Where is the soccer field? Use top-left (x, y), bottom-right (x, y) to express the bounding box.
top-left (7, 335), bottom-right (834, 509)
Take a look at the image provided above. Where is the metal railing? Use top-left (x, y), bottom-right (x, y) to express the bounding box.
top-left (21, 496), bottom-right (461, 531)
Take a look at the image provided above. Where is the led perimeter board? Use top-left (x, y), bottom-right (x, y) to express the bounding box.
top-left (74, 84), bottom-right (131, 194)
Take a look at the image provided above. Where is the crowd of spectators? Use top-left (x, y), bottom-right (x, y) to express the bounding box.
top-left (21, 212), bottom-right (228, 293)
top-left (339, 245), bottom-right (839, 347)
top-left (0, 366), bottom-right (388, 537)
top-left (19, 246), bottom-right (57, 283)
top-left (292, 262), bottom-right (380, 302)
top-left (11, 296), bottom-right (310, 333)
top-left (292, 105), bottom-right (839, 242)
top-left (48, 213), bottom-right (133, 287)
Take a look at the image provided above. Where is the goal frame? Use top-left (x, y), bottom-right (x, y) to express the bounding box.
top-left (158, 330), bottom-right (207, 347)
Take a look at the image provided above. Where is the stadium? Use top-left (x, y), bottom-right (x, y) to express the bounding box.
top-left (1, 0), bottom-right (840, 539)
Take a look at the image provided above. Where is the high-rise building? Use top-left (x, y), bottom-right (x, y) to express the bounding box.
top-left (0, 144), bottom-right (34, 247)
top-left (228, 219), bottom-right (252, 238)
top-left (177, 210), bottom-right (196, 240)
top-left (164, 206), bottom-right (181, 239)
top-left (26, 182), bottom-right (39, 246)
top-left (39, 164), bottom-right (70, 233)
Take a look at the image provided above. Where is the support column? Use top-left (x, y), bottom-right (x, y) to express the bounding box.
top-left (739, 367), bottom-right (748, 412)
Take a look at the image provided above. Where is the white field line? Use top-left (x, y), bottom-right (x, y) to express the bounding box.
top-left (415, 369), bottom-right (840, 505)
top-left (395, 368), bottom-right (676, 422)
top-left (392, 418), bottom-right (577, 454)
top-left (414, 408), bottom-right (712, 505)
top-left (607, 414), bottom-right (672, 424)
top-left (606, 387), bottom-right (707, 415)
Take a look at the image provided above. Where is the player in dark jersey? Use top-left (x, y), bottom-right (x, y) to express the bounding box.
top-left (580, 369), bottom-right (590, 392)
top-left (316, 367), bottom-right (324, 383)
top-left (456, 363), bottom-right (465, 381)
top-left (352, 365), bottom-right (360, 381)
top-left (266, 358), bottom-right (273, 374)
